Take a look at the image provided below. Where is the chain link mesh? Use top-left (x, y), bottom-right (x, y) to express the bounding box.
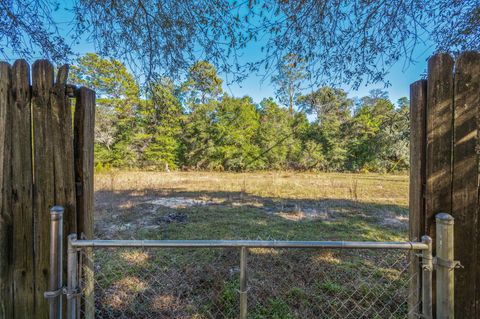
top-left (76, 246), bottom-right (421, 319)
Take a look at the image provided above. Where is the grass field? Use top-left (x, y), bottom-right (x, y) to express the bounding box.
top-left (94, 171), bottom-right (409, 241)
top-left (89, 171), bottom-right (414, 318)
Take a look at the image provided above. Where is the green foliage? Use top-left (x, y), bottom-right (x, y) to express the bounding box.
top-left (256, 98), bottom-right (295, 169)
top-left (182, 101), bottom-right (219, 169)
top-left (182, 60), bottom-right (223, 105)
top-left (271, 54), bottom-right (308, 113)
top-left (346, 91), bottom-right (409, 172)
top-left (183, 96), bottom-right (261, 170)
top-left (299, 87), bottom-right (352, 171)
top-left (213, 96), bottom-right (261, 170)
top-left (136, 79), bottom-right (184, 169)
top-left (74, 54), bottom-right (410, 173)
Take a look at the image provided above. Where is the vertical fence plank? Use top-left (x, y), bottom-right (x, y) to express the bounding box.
top-left (11, 60), bottom-right (34, 318)
top-left (51, 64), bottom-right (76, 317)
top-left (74, 87), bottom-right (95, 246)
top-left (0, 61), bottom-right (13, 319)
top-left (425, 53), bottom-right (454, 245)
top-left (32, 60), bottom-right (55, 319)
top-left (74, 87), bottom-right (95, 318)
top-left (425, 53), bottom-right (454, 316)
top-left (409, 79), bottom-right (428, 239)
top-left (452, 51), bottom-right (480, 318)
top-left (408, 79), bottom-right (427, 317)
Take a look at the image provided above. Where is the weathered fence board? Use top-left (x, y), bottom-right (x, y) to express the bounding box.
top-left (0, 59), bottom-right (95, 319)
top-left (411, 51), bottom-right (480, 318)
top-left (74, 87), bottom-right (95, 242)
top-left (32, 60), bottom-right (56, 319)
top-left (452, 51), bottom-right (480, 318)
top-left (51, 65), bottom-right (77, 318)
top-left (425, 53), bottom-right (454, 247)
top-left (11, 59), bottom-right (34, 318)
top-left (0, 61), bottom-right (13, 319)
top-left (424, 55), bottom-right (453, 317)
top-left (74, 87), bottom-right (95, 319)
top-left (408, 79), bottom-right (427, 317)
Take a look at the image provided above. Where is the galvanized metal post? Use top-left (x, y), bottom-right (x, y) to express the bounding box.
top-left (239, 247), bottom-right (247, 319)
top-left (67, 234), bottom-right (79, 319)
top-left (436, 213), bottom-right (455, 319)
top-left (421, 235), bottom-right (433, 319)
top-left (47, 206), bottom-right (64, 319)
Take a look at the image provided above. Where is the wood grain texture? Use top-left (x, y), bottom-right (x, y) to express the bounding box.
top-left (408, 79), bottom-right (427, 317)
top-left (74, 87), bottom-right (95, 239)
top-left (425, 53), bottom-right (454, 247)
top-left (425, 53), bottom-right (454, 317)
top-left (0, 61), bottom-right (13, 319)
top-left (32, 60), bottom-right (55, 319)
top-left (11, 59), bottom-right (34, 319)
top-left (51, 64), bottom-right (76, 317)
top-left (74, 87), bottom-right (95, 318)
top-left (452, 51), bottom-right (480, 318)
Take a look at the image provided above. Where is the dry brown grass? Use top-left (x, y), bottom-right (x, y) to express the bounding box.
top-left (95, 171), bottom-right (408, 207)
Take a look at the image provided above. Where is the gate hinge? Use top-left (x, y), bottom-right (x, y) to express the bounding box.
top-left (44, 286), bottom-right (65, 299)
top-left (433, 257), bottom-right (463, 270)
top-left (64, 286), bottom-right (82, 299)
top-left (44, 286), bottom-right (82, 299)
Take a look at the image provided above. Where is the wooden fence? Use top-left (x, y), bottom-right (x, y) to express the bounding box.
top-left (0, 59), bottom-right (94, 319)
top-left (409, 51), bottom-right (480, 318)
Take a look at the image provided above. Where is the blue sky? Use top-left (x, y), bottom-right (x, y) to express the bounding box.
top-left (223, 46), bottom-right (433, 106)
top-left (220, 34), bottom-right (434, 106)
top-left (7, 2), bottom-right (435, 107)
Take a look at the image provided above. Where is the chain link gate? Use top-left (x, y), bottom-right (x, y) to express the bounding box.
top-left (45, 207), bottom-right (458, 319)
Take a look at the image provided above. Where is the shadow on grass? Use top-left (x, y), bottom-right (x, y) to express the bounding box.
top-left (93, 188), bottom-right (408, 242)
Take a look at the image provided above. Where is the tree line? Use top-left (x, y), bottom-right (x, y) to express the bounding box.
top-left (71, 53), bottom-right (410, 173)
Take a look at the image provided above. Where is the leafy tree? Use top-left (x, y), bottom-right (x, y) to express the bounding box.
top-left (288, 111), bottom-right (311, 167)
top-left (256, 98), bottom-right (295, 169)
top-left (182, 94), bottom-right (262, 171)
top-left (70, 53), bottom-right (141, 167)
top-left (182, 60), bottom-right (223, 105)
top-left (271, 54), bottom-right (307, 113)
top-left (346, 90), bottom-right (409, 172)
top-left (136, 79), bottom-right (184, 169)
top-left (182, 101), bottom-right (219, 169)
top-left (382, 98), bottom-right (410, 171)
top-left (213, 96), bottom-right (261, 170)
top-left (299, 87), bottom-right (352, 170)
top-left (298, 87), bottom-right (352, 123)
top-left (297, 140), bottom-right (325, 171)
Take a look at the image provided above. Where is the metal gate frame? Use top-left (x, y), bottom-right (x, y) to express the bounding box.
top-left (45, 207), bottom-right (458, 319)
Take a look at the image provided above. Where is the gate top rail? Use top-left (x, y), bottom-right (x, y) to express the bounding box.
top-left (70, 237), bottom-right (428, 250)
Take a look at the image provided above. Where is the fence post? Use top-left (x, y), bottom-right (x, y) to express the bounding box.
top-left (74, 87), bottom-right (95, 319)
top-left (240, 247), bottom-right (248, 319)
top-left (421, 235), bottom-right (433, 319)
top-left (45, 206), bottom-right (64, 319)
top-left (67, 234), bottom-right (78, 319)
top-left (436, 213), bottom-right (455, 318)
